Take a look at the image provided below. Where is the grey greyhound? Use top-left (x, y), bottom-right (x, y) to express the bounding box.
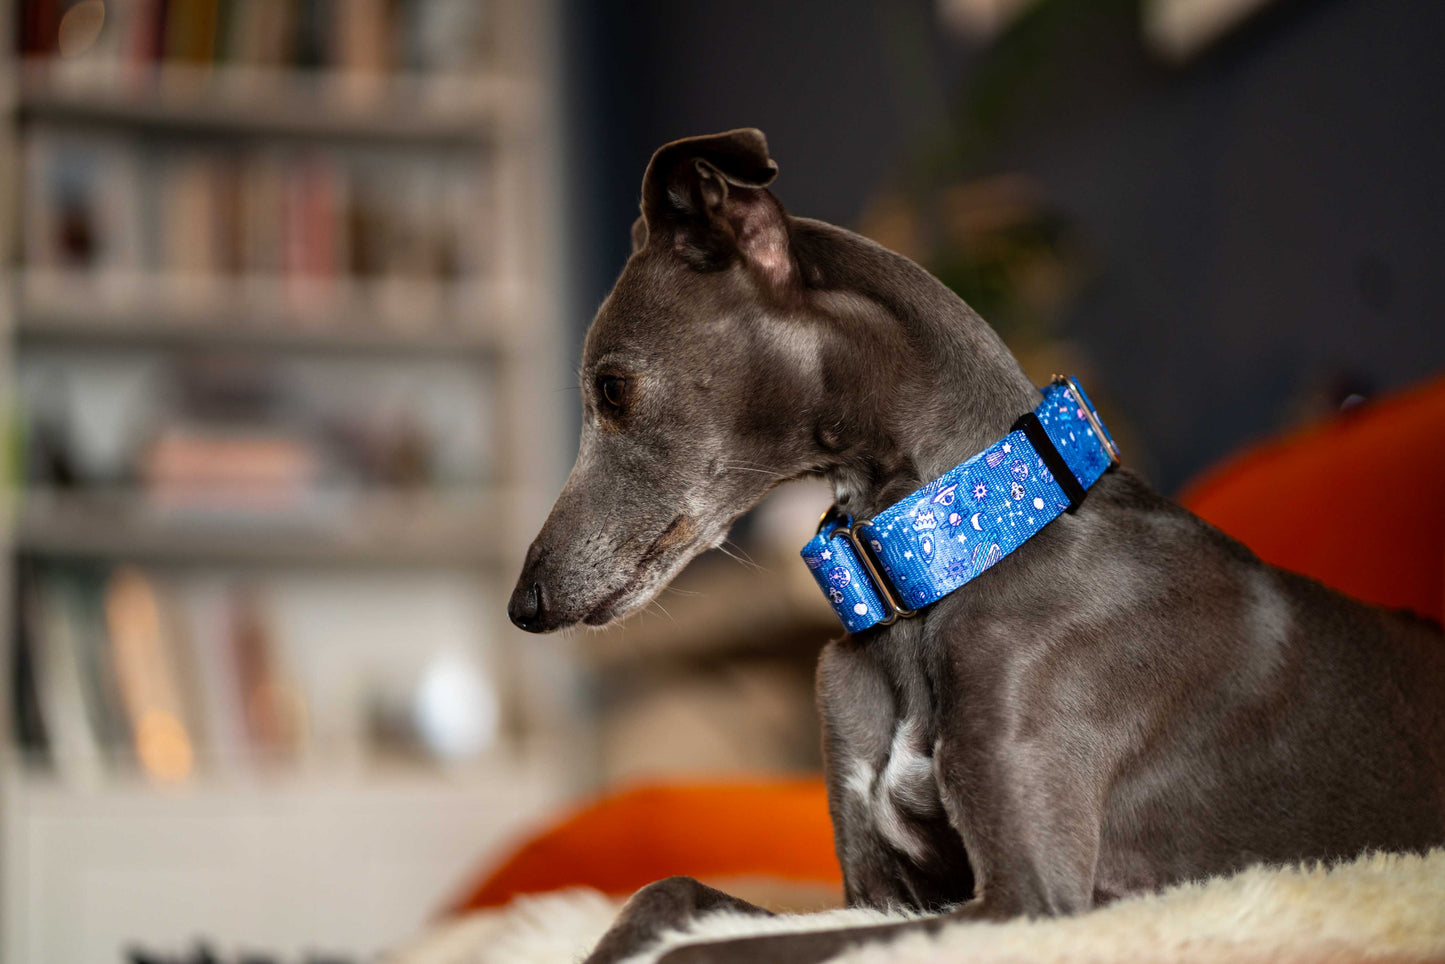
top-left (508, 129), bottom-right (1445, 964)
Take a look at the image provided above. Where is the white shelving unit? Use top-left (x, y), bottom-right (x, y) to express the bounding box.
top-left (0, 2), bottom-right (578, 960)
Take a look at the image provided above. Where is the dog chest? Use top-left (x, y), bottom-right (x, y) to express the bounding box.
top-left (841, 719), bottom-right (946, 864)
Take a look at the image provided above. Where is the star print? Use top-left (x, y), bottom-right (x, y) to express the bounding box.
top-left (1002, 442), bottom-right (1012, 453)
top-left (821, 549), bottom-right (832, 560)
top-left (904, 551), bottom-right (913, 559)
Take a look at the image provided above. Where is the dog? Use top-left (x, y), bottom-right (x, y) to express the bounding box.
top-left (508, 129), bottom-right (1445, 964)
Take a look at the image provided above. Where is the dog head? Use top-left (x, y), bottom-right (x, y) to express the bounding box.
top-left (509, 129), bottom-right (829, 632)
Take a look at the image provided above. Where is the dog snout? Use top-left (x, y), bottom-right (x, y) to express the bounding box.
top-left (507, 579), bottom-right (552, 633)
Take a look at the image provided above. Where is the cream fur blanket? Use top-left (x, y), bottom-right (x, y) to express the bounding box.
top-left (391, 849), bottom-right (1445, 964)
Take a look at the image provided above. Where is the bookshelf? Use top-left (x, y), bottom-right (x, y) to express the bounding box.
top-left (0, 0), bottom-right (575, 960)
top-left (16, 277), bottom-right (511, 354)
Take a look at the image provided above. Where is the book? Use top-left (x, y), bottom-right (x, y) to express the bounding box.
top-left (25, 567), bottom-right (105, 783)
top-left (227, 585), bottom-right (304, 765)
top-left (104, 566), bottom-right (198, 782)
top-left (172, 574), bottom-right (250, 772)
top-left (11, 565), bottom-right (52, 764)
top-left (65, 567), bottom-right (135, 759)
top-left (23, 128), bottom-right (147, 302)
top-left (164, 0), bottom-right (221, 65)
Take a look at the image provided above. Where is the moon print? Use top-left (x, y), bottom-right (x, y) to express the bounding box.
top-left (853, 603), bottom-right (868, 615)
top-left (970, 512), bottom-right (984, 531)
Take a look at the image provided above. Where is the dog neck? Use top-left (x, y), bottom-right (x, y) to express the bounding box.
top-left (791, 218), bottom-right (1040, 521)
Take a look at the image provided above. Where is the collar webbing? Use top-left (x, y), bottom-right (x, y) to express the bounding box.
top-left (801, 376), bottom-right (1119, 633)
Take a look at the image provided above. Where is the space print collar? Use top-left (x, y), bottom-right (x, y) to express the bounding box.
top-left (801, 376), bottom-right (1120, 633)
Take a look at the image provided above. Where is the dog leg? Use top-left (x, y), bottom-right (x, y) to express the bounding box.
top-left (582, 876), bottom-right (773, 964)
top-left (818, 640), bottom-right (976, 912)
top-left (929, 690), bottom-right (1106, 919)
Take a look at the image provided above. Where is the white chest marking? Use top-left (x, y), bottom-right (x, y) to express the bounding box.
top-left (845, 722), bottom-right (942, 863)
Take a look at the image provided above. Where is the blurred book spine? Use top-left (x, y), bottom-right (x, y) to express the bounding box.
top-left (17, 563), bottom-right (132, 782)
top-left (104, 566), bottom-right (199, 781)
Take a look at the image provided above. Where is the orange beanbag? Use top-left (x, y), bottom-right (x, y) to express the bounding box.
top-left (1178, 372), bottom-right (1445, 622)
top-left (446, 780), bottom-right (841, 913)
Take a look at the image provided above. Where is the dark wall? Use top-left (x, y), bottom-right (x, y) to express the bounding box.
top-left (1022, 0), bottom-right (1445, 489)
top-left (563, 0), bottom-right (1445, 493)
top-left (560, 0), bottom-right (955, 331)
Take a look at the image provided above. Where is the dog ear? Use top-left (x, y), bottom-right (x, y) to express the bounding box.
top-left (630, 215), bottom-right (648, 254)
top-left (639, 128), bottom-right (795, 294)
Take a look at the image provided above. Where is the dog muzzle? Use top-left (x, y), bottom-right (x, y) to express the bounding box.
top-left (802, 376), bottom-right (1120, 632)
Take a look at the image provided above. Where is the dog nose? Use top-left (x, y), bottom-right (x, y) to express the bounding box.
top-left (508, 580), bottom-right (548, 632)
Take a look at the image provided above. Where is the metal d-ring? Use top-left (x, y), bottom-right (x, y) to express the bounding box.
top-left (1053, 374), bottom-right (1122, 468)
top-left (837, 522), bottom-right (917, 625)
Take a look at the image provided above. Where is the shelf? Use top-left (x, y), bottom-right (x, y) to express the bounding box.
top-left (14, 489), bottom-right (503, 567)
top-left (15, 60), bottom-right (531, 142)
top-left (17, 308), bottom-right (505, 357)
top-left (2, 745), bottom-right (565, 801)
top-left (16, 272), bottom-right (510, 357)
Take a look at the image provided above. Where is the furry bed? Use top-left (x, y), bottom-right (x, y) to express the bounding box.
top-left (391, 848), bottom-right (1445, 964)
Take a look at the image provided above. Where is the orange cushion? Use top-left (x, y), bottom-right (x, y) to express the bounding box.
top-left (1178, 372), bottom-right (1445, 622)
top-left (445, 779), bottom-right (840, 913)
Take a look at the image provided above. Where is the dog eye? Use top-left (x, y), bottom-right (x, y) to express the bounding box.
top-left (597, 375), bottom-right (628, 412)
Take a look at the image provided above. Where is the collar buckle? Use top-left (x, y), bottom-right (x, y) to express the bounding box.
top-left (840, 522), bottom-right (917, 626)
top-left (814, 508), bottom-right (918, 626)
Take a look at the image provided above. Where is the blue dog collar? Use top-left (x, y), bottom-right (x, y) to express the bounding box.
top-left (801, 376), bottom-right (1120, 633)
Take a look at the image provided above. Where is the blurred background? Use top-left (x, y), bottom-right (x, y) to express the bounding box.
top-left (0, 0), bottom-right (1441, 960)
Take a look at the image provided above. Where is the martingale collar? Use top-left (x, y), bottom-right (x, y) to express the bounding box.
top-left (801, 376), bottom-right (1120, 633)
